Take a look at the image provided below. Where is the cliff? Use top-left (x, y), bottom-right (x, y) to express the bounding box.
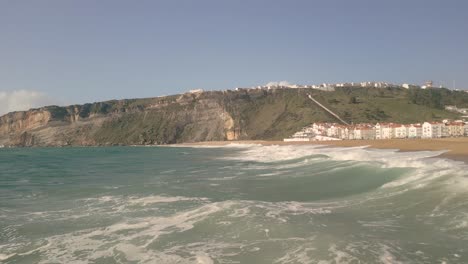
top-left (0, 87), bottom-right (466, 147)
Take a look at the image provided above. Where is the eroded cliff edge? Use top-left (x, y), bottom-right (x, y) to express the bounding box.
top-left (0, 87), bottom-right (464, 147)
top-left (0, 91), bottom-right (239, 146)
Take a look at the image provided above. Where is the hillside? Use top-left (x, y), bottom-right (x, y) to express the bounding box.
top-left (0, 87), bottom-right (467, 147)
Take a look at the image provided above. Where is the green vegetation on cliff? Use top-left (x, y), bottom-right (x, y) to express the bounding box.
top-left (219, 87), bottom-right (462, 140)
top-left (0, 87), bottom-right (465, 146)
top-left (408, 88), bottom-right (468, 109)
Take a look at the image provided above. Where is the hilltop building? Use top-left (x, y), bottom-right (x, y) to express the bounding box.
top-left (250, 80), bottom-right (430, 92)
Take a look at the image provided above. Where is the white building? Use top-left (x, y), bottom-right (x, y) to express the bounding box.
top-left (189, 89), bottom-right (204, 93)
top-left (374, 123), bottom-right (382, 139)
top-left (402, 83), bottom-right (420, 89)
top-left (393, 124), bottom-right (407, 139)
top-left (422, 122), bottom-right (443, 138)
top-left (446, 122), bottom-right (465, 137)
top-left (286, 120), bottom-right (467, 142)
top-left (441, 124), bottom-right (449, 137)
top-left (284, 129), bottom-right (316, 141)
top-left (422, 122), bottom-right (432, 138)
top-left (326, 124), bottom-right (340, 138)
top-left (353, 128), bottom-right (361, 139)
top-left (433, 122), bottom-right (444, 138)
top-left (381, 124), bottom-right (394, 139)
top-left (354, 125), bottom-right (375, 140)
top-left (407, 124), bottom-right (422, 138)
top-left (348, 129), bottom-right (355, 140)
top-left (337, 126), bottom-right (350, 139)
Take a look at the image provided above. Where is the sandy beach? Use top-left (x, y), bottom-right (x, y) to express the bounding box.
top-left (180, 137), bottom-right (468, 163)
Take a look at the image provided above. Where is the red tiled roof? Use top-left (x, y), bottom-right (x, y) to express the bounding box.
top-left (447, 123), bottom-right (464, 126)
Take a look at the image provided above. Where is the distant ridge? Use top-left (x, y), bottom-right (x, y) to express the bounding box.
top-left (0, 87), bottom-right (467, 147)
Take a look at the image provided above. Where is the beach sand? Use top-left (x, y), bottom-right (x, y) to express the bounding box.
top-left (180, 138), bottom-right (468, 163)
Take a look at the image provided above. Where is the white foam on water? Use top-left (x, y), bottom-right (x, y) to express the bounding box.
top-left (325, 244), bottom-right (360, 264)
top-left (173, 143), bottom-right (263, 149)
top-left (194, 144), bottom-right (468, 191)
top-left (273, 244), bottom-right (315, 264)
top-left (455, 220), bottom-right (468, 229)
top-left (0, 253), bottom-right (15, 261)
top-left (216, 144), bottom-right (450, 169)
top-left (195, 253), bottom-right (214, 264)
top-left (0, 242), bottom-right (51, 263)
top-left (30, 200), bottom-right (236, 263)
top-left (206, 176), bottom-right (237, 181)
top-left (228, 207), bottom-right (250, 218)
top-left (78, 195), bottom-right (209, 215)
top-left (127, 195), bottom-right (209, 206)
top-left (280, 201), bottom-right (332, 215)
top-left (216, 221), bottom-right (231, 226)
top-left (379, 245), bottom-right (403, 264)
top-left (358, 219), bottom-right (401, 229)
top-left (221, 144), bottom-right (325, 163)
top-left (114, 243), bottom-right (148, 262)
top-left (224, 200), bottom-right (335, 224)
top-left (160, 169), bottom-right (176, 174)
top-left (162, 241), bottom-right (249, 263)
top-left (257, 171), bottom-right (284, 177)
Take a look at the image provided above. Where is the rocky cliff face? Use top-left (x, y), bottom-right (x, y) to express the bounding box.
top-left (0, 91), bottom-right (241, 147)
top-left (0, 87), bottom-right (463, 147)
top-left (0, 110), bottom-right (51, 135)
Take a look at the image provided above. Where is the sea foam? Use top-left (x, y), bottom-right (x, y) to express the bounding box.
top-left (192, 144), bottom-right (468, 189)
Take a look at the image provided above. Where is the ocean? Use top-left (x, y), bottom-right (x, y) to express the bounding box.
top-left (0, 144), bottom-right (467, 263)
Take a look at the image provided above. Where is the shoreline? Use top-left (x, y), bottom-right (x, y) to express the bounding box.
top-left (179, 138), bottom-right (468, 164)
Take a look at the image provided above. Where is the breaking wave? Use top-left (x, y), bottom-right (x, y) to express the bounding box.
top-left (1, 145), bottom-right (467, 263)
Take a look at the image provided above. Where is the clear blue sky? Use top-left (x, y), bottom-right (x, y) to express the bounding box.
top-left (1, 0), bottom-right (467, 106)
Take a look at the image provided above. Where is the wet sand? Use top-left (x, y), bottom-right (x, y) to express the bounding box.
top-left (180, 138), bottom-right (468, 163)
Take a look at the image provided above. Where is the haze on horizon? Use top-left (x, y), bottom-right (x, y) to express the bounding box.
top-left (0, 0), bottom-right (467, 115)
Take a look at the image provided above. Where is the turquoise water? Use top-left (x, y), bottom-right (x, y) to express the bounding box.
top-left (0, 144), bottom-right (467, 263)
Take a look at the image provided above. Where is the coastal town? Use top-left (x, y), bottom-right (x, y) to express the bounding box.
top-left (284, 120), bottom-right (468, 141)
top-left (185, 80), bottom-right (468, 95)
top-left (237, 80), bottom-right (468, 93)
top-left (249, 81), bottom-right (435, 91)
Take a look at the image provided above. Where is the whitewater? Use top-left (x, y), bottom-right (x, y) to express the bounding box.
top-left (0, 144), bottom-right (467, 263)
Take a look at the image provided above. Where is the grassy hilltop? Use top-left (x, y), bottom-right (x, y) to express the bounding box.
top-left (217, 87), bottom-right (466, 140)
top-left (0, 87), bottom-right (467, 146)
